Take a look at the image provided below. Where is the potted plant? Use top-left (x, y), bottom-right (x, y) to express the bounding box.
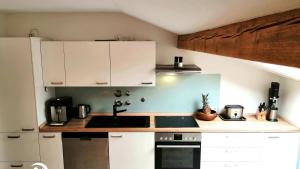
top-left (196, 94), bottom-right (217, 121)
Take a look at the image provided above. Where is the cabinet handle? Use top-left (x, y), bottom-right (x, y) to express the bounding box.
top-left (110, 135), bottom-right (123, 138)
top-left (268, 136), bottom-right (280, 139)
top-left (21, 128), bottom-right (35, 132)
top-left (10, 164), bottom-right (23, 168)
top-left (7, 135), bottom-right (21, 139)
top-left (43, 135), bottom-right (56, 138)
top-left (141, 82), bottom-right (153, 85)
top-left (50, 82), bottom-right (64, 85)
top-left (96, 82), bottom-right (108, 85)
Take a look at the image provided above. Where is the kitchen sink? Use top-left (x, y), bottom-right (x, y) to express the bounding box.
top-left (85, 116), bottom-right (150, 128)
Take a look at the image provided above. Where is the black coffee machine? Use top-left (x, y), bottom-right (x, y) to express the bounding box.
top-left (267, 82), bottom-right (280, 122)
top-left (46, 97), bottom-right (73, 126)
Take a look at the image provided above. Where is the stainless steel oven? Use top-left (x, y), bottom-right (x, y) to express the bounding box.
top-left (155, 133), bottom-right (201, 169)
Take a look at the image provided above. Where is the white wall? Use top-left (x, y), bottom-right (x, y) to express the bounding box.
top-left (4, 12), bottom-right (281, 113)
top-left (0, 13), bottom-right (6, 36)
top-left (279, 77), bottom-right (300, 127)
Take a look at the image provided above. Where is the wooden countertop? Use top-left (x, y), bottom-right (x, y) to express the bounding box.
top-left (39, 113), bottom-right (300, 133)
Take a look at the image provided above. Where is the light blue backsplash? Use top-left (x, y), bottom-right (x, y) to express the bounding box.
top-left (55, 74), bottom-right (220, 113)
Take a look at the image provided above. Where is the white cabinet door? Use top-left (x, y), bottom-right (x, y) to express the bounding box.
top-left (0, 133), bottom-right (40, 162)
top-left (109, 132), bottom-right (154, 169)
top-left (202, 147), bottom-right (262, 162)
top-left (0, 162), bottom-right (39, 169)
top-left (39, 133), bottom-right (64, 169)
top-left (110, 41), bottom-right (156, 86)
top-left (201, 162), bottom-right (262, 169)
top-left (262, 133), bottom-right (299, 169)
top-left (41, 41), bottom-right (66, 87)
top-left (0, 38), bottom-right (38, 132)
top-left (201, 133), bottom-right (263, 162)
top-left (64, 41), bottom-right (110, 86)
top-left (202, 133), bottom-right (263, 148)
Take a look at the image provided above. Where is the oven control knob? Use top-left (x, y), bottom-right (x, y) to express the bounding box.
top-left (193, 137), bottom-right (197, 141)
top-left (164, 137), bottom-right (168, 140)
top-left (160, 137), bottom-right (163, 140)
top-left (184, 137), bottom-right (188, 140)
top-left (189, 137), bottom-right (192, 140)
top-left (169, 137), bottom-right (172, 140)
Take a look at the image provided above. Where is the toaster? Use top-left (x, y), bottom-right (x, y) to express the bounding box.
top-left (225, 105), bottom-right (244, 119)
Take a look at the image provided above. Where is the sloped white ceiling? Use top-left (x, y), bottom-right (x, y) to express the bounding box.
top-left (246, 61), bottom-right (300, 81)
top-left (114, 0), bottom-right (300, 34)
top-left (0, 0), bottom-right (299, 34)
top-left (0, 0), bottom-right (119, 12)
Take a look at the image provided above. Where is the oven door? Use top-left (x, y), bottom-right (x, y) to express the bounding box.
top-left (155, 142), bottom-right (201, 169)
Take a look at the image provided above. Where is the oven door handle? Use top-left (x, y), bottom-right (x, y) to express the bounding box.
top-left (156, 145), bottom-right (201, 148)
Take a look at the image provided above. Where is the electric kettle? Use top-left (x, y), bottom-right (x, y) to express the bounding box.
top-left (77, 104), bottom-right (91, 119)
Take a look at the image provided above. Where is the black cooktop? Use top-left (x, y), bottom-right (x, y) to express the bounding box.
top-left (155, 116), bottom-right (199, 128)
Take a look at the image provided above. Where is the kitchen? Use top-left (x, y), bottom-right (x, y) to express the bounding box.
top-left (0, 1), bottom-right (300, 169)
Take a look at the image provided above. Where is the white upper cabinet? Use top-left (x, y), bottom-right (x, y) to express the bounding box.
top-left (110, 41), bottom-right (156, 86)
top-left (64, 41), bottom-right (110, 86)
top-left (41, 41), bottom-right (156, 87)
top-left (41, 41), bottom-right (66, 87)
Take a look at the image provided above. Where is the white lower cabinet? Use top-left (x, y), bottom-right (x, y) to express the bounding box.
top-left (109, 132), bottom-right (154, 169)
top-left (0, 133), bottom-right (40, 162)
top-left (201, 147), bottom-right (262, 162)
top-left (201, 162), bottom-right (261, 169)
top-left (39, 133), bottom-right (64, 169)
top-left (262, 133), bottom-right (300, 169)
top-left (201, 132), bottom-right (300, 169)
top-left (0, 162), bottom-right (37, 169)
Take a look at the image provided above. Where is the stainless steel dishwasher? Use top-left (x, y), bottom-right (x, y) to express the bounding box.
top-left (62, 132), bottom-right (109, 169)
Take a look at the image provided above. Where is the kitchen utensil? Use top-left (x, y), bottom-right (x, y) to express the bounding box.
top-left (77, 104), bottom-right (91, 119)
top-left (257, 102), bottom-right (267, 120)
top-left (224, 105), bottom-right (244, 119)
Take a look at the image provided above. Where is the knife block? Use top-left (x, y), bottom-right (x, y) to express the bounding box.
top-left (256, 111), bottom-right (266, 120)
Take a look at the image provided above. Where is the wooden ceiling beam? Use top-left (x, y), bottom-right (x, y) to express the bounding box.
top-left (178, 8), bottom-right (300, 68)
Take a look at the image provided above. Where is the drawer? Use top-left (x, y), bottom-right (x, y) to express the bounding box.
top-left (202, 133), bottom-right (263, 147)
top-left (201, 162), bottom-right (262, 169)
top-left (0, 162), bottom-right (39, 169)
top-left (201, 147), bottom-right (262, 162)
top-left (0, 133), bottom-right (40, 162)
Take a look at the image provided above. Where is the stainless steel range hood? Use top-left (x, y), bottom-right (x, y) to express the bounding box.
top-left (156, 64), bottom-right (202, 74)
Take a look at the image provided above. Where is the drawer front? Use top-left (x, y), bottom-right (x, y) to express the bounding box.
top-left (0, 133), bottom-right (40, 161)
top-left (201, 162), bottom-right (262, 169)
top-left (202, 147), bottom-right (262, 162)
top-left (0, 162), bottom-right (38, 169)
top-left (202, 133), bottom-right (263, 147)
top-left (39, 133), bottom-right (64, 169)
